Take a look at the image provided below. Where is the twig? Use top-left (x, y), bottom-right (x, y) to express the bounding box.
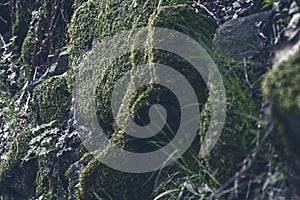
top-left (0, 16), bottom-right (7, 24)
top-left (0, 33), bottom-right (6, 48)
top-left (243, 58), bottom-right (261, 98)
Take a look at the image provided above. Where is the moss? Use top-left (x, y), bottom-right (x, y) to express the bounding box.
top-left (199, 59), bottom-right (261, 182)
top-left (0, 130), bottom-right (38, 199)
top-left (73, 2), bottom-right (218, 199)
top-left (35, 153), bottom-right (72, 199)
top-left (68, 0), bottom-right (188, 62)
top-left (263, 49), bottom-right (300, 118)
top-left (262, 48), bottom-right (300, 155)
top-left (94, 4), bottom-right (215, 145)
top-left (12, 4), bottom-right (32, 49)
top-left (32, 76), bottom-right (71, 125)
top-left (77, 140), bottom-right (154, 200)
top-left (36, 155), bottom-right (59, 199)
top-left (77, 158), bottom-right (153, 200)
top-left (69, 0), bottom-right (262, 196)
top-left (262, 48), bottom-right (300, 194)
top-left (65, 152), bottom-right (92, 200)
top-left (21, 27), bottom-right (35, 66)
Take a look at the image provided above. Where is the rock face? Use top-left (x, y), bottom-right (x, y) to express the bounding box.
top-left (0, 0), bottom-right (300, 199)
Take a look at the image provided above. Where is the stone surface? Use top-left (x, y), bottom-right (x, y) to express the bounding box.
top-left (213, 10), bottom-right (273, 61)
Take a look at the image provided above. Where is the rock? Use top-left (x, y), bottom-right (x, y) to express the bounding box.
top-left (71, 3), bottom-right (216, 198)
top-left (48, 50), bottom-right (70, 76)
top-left (65, 152), bottom-right (91, 199)
top-left (283, 13), bottom-right (300, 42)
top-left (213, 10), bottom-right (273, 62)
top-left (213, 10), bottom-right (274, 77)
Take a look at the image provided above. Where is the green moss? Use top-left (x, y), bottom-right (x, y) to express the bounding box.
top-left (263, 49), bottom-right (300, 117)
top-left (262, 47), bottom-right (300, 198)
top-left (199, 60), bottom-right (261, 182)
top-left (35, 153), bottom-right (71, 199)
top-left (21, 27), bottom-right (35, 66)
top-left (68, 0), bottom-right (189, 63)
top-left (32, 76), bottom-right (71, 125)
top-left (70, 1), bottom-right (218, 198)
top-left (95, 4), bottom-right (215, 144)
top-left (263, 49), bottom-right (300, 155)
top-left (12, 4), bottom-right (32, 49)
top-left (70, 0), bottom-right (261, 196)
top-left (0, 130), bottom-right (38, 199)
top-left (71, 1), bottom-right (216, 199)
top-left (77, 142), bottom-right (154, 200)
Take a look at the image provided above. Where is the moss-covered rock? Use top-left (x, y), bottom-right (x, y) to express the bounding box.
top-left (263, 47), bottom-right (300, 155)
top-left (70, 1), bottom-right (217, 198)
top-left (70, 0), bottom-right (263, 195)
top-left (0, 121), bottom-right (75, 199)
top-left (0, 130), bottom-right (38, 199)
top-left (12, 1), bottom-right (34, 49)
top-left (77, 140), bottom-right (154, 200)
top-left (35, 152), bottom-right (73, 199)
top-left (20, 0), bottom-right (74, 77)
top-left (200, 66), bottom-right (261, 182)
top-left (32, 76), bottom-right (71, 125)
top-left (68, 0), bottom-right (193, 62)
top-left (262, 47), bottom-right (300, 195)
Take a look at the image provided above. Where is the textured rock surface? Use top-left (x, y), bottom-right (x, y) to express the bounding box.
top-left (213, 10), bottom-right (273, 77)
top-left (213, 10), bottom-right (273, 59)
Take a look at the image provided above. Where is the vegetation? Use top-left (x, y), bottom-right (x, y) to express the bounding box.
top-left (0, 0), bottom-right (299, 199)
